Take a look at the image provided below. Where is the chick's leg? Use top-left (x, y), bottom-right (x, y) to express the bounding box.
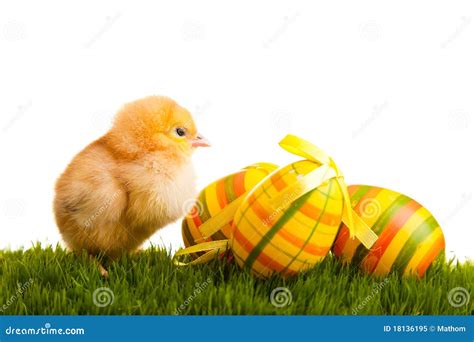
top-left (91, 255), bottom-right (109, 278)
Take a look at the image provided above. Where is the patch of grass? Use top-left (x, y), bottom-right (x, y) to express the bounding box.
top-left (0, 244), bottom-right (472, 315)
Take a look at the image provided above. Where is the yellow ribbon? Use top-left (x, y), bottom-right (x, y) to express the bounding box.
top-left (173, 134), bottom-right (378, 267)
top-left (173, 163), bottom-right (276, 266)
top-left (173, 240), bottom-right (229, 266)
top-left (278, 134), bottom-right (378, 249)
top-left (193, 197), bottom-right (244, 242)
top-left (267, 164), bottom-right (337, 211)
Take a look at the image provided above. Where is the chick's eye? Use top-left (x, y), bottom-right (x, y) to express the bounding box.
top-left (175, 127), bottom-right (186, 137)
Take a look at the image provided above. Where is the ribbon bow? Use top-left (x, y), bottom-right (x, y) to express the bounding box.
top-left (278, 135), bottom-right (378, 248)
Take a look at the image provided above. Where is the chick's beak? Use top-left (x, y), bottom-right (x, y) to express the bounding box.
top-left (190, 133), bottom-right (211, 147)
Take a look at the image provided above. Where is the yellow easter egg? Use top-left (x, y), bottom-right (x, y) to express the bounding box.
top-left (231, 160), bottom-right (344, 278)
top-left (332, 185), bottom-right (445, 277)
top-left (182, 163), bottom-right (278, 259)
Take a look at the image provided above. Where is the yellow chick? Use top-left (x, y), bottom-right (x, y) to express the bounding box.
top-left (54, 96), bottom-right (209, 268)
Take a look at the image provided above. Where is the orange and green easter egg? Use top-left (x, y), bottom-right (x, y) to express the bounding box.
top-left (182, 163), bottom-right (278, 258)
top-left (231, 160), bottom-right (344, 278)
top-left (332, 185), bottom-right (445, 277)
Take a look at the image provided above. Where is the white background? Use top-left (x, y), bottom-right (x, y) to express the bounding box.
top-left (1, 1), bottom-right (473, 262)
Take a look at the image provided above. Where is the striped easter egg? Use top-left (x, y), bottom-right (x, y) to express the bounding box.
top-left (332, 185), bottom-right (445, 277)
top-left (231, 160), bottom-right (344, 278)
top-left (182, 163), bottom-right (278, 258)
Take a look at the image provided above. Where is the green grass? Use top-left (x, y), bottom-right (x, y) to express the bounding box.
top-left (0, 244), bottom-right (472, 315)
